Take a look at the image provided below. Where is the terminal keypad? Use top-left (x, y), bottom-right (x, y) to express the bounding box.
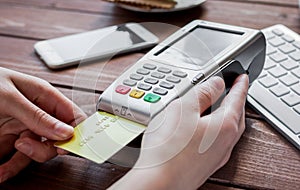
top-left (116, 63), bottom-right (188, 103)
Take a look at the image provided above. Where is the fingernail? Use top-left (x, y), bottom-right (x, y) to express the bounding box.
top-left (238, 74), bottom-right (249, 84)
top-left (55, 124), bottom-right (74, 139)
top-left (16, 142), bottom-right (32, 156)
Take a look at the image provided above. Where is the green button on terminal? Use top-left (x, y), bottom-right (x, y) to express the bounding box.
top-left (144, 93), bottom-right (161, 103)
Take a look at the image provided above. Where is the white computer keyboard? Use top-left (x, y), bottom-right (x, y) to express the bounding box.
top-left (248, 24), bottom-right (300, 150)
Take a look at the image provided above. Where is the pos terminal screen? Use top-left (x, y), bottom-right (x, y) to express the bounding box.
top-left (155, 26), bottom-right (243, 67)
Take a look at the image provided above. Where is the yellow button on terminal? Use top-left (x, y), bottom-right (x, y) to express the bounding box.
top-left (129, 89), bottom-right (145, 99)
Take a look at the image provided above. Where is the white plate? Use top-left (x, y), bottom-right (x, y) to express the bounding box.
top-left (117, 0), bottom-right (206, 13)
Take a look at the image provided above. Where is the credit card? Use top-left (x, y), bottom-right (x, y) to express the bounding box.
top-left (55, 111), bottom-right (146, 164)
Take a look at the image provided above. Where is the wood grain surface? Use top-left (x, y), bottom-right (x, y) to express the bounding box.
top-left (0, 0), bottom-right (299, 190)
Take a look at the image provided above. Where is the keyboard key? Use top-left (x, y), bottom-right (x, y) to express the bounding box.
top-left (158, 67), bottom-right (172, 74)
top-left (130, 73), bottom-right (143, 81)
top-left (269, 37), bottom-right (285, 47)
top-left (266, 44), bottom-right (277, 55)
top-left (293, 41), bottom-right (300, 49)
top-left (268, 66), bottom-right (287, 78)
top-left (264, 31), bottom-right (276, 40)
top-left (159, 81), bottom-right (174, 89)
top-left (269, 52), bottom-right (288, 63)
top-left (143, 63), bottom-right (157, 70)
top-left (144, 78), bottom-right (158, 85)
top-left (282, 35), bottom-right (295, 43)
top-left (294, 104), bottom-right (300, 114)
top-left (123, 79), bottom-right (137, 87)
top-left (272, 29), bottom-right (284, 36)
top-left (281, 92), bottom-right (300, 107)
top-left (292, 67), bottom-right (300, 78)
top-left (166, 76), bottom-right (181, 83)
top-left (137, 68), bottom-right (150, 75)
top-left (115, 85), bottom-right (131, 95)
top-left (280, 59), bottom-right (299, 70)
top-left (144, 93), bottom-right (161, 103)
top-left (289, 51), bottom-right (300, 61)
top-left (151, 72), bottom-right (165, 79)
top-left (270, 84), bottom-right (290, 97)
top-left (291, 83), bottom-right (300, 95)
top-left (258, 70), bottom-right (268, 78)
top-left (137, 83), bottom-right (152, 91)
top-left (259, 75), bottom-right (278, 88)
top-left (279, 43), bottom-right (296, 54)
top-left (173, 70), bottom-right (188, 78)
top-left (264, 58), bottom-right (277, 70)
top-left (153, 87), bottom-right (168, 95)
top-left (279, 75), bottom-right (299, 86)
top-left (130, 89), bottom-right (145, 99)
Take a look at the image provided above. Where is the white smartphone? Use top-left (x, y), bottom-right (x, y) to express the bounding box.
top-left (34, 23), bottom-right (159, 69)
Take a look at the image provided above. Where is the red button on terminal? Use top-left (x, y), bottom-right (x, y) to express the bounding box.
top-left (115, 85), bottom-right (131, 95)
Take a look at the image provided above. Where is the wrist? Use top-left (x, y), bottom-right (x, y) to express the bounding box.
top-left (109, 163), bottom-right (174, 190)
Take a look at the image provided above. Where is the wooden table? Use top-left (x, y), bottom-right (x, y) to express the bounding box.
top-left (0, 0), bottom-right (299, 189)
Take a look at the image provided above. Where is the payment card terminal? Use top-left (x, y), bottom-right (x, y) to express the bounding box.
top-left (97, 20), bottom-right (266, 125)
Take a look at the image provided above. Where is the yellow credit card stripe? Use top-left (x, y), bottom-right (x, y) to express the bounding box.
top-left (55, 111), bottom-right (146, 164)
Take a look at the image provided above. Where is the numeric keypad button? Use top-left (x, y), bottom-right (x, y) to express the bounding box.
top-left (137, 68), bottom-right (150, 75)
top-left (137, 83), bottom-right (152, 91)
top-left (159, 81), bottom-right (174, 89)
top-left (144, 93), bottom-right (161, 103)
top-left (166, 76), bottom-right (181, 83)
top-left (153, 87), bottom-right (168, 95)
top-left (115, 85), bottom-right (131, 95)
top-left (130, 74), bottom-right (144, 81)
top-left (144, 78), bottom-right (158, 85)
top-left (143, 63), bottom-right (157, 70)
top-left (151, 72), bottom-right (165, 79)
top-left (173, 70), bottom-right (187, 78)
top-left (158, 67), bottom-right (172, 74)
top-left (123, 79), bottom-right (137, 87)
top-left (130, 89), bottom-right (145, 99)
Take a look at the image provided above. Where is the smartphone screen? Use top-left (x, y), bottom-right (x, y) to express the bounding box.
top-left (46, 25), bottom-right (145, 62)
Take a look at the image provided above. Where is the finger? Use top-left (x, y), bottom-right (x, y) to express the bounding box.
top-left (15, 131), bottom-right (57, 163)
top-left (11, 72), bottom-right (87, 126)
top-left (0, 134), bottom-right (17, 159)
top-left (0, 151), bottom-right (31, 183)
top-left (8, 90), bottom-right (74, 140)
top-left (0, 118), bottom-right (27, 136)
top-left (57, 148), bottom-right (69, 155)
top-left (220, 74), bottom-right (249, 122)
top-left (195, 76), bottom-right (225, 114)
top-left (197, 75), bottom-right (248, 154)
